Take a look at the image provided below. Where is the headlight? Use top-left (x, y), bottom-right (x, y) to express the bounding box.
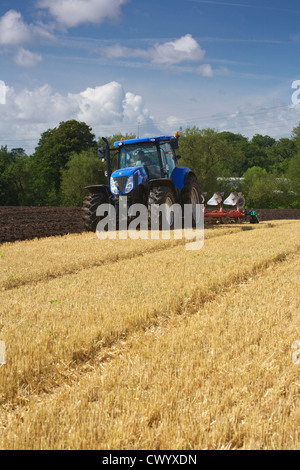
top-left (110, 177), bottom-right (118, 195)
top-left (124, 175), bottom-right (134, 194)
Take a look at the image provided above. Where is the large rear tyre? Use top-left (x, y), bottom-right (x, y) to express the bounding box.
top-left (148, 186), bottom-right (177, 230)
top-left (180, 173), bottom-right (204, 227)
top-left (83, 193), bottom-right (109, 232)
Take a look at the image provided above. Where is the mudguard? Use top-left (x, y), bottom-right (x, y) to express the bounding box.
top-left (149, 178), bottom-right (178, 195)
top-left (84, 184), bottom-right (110, 197)
top-left (171, 167), bottom-right (192, 190)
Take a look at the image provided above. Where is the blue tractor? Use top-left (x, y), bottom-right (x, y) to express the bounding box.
top-left (83, 133), bottom-right (204, 230)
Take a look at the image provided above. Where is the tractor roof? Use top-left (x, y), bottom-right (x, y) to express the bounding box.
top-left (114, 136), bottom-right (174, 147)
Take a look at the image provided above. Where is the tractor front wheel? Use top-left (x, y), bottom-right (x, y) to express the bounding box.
top-left (83, 193), bottom-right (109, 232)
top-left (148, 186), bottom-right (176, 229)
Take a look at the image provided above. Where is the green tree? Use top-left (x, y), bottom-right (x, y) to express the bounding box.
top-left (251, 134), bottom-right (276, 149)
top-left (0, 146), bottom-right (14, 205)
top-left (292, 122), bottom-right (300, 150)
top-left (179, 127), bottom-right (240, 194)
top-left (218, 132), bottom-right (247, 176)
top-left (0, 146), bottom-right (34, 205)
top-left (242, 167), bottom-right (279, 208)
top-left (4, 154), bottom-right (34, 205)
top-left (287, 153), bottom-right (300, 195)
top-left (60, 148), bottom-right (107, 206)
top-left (267, 138), bottom-right (297, 175)
top-left (0, 145), bottom-right (10, 170)
top-left (239, 135), bottom-right (276, 172)
top-left (32, 120), bottom-right (96, 205)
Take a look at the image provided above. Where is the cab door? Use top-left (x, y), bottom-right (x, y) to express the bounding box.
top-left (159, 142), bottom-right (177, 179)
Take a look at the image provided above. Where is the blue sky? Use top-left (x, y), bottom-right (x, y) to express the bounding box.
top-left (0, 0), bottom-right (300, 154)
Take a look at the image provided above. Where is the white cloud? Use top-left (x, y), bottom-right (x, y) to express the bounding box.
top-left (68, 82), bottom-right (154, 128)
top-left (0, 81), bottom-right (157, 153)
top-left (71, 82), bottom-right (125, 124)
top-left (123, 92), bottom-right (150, 124)
top-left (14, 48), bottom-right (42, 67)
top-left (152, 35), bottom-right (205, 65)
top-left (103, 35), bottom-right (206, 66)
top-left (0, 80), bottom-right (8, 104)
top-left (0, 9), bottom-right (55, 46)
top-left (197, 64), bottom-right (214, 77)
top-left (103, 44), bottom-right (148, 60)
top-left (6, 84), bottom-right (73, 122)
top-left (0, 10), bottom-right (33, 46)
top-left (163, 116), bottom-right (188, 134)
top-left (0, 9), bottom-right (55, 66)
top-left (38, 0), bottom-right (128, 28)
top-left (1, 79), bottom-right (300, 155)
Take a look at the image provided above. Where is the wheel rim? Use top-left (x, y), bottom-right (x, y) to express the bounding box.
top-left (191, 187), bottom-right (199, 205)
top-left (191, 187), bottom-right (201, 224)
top-left (165, 195), bottom-right (174, 227)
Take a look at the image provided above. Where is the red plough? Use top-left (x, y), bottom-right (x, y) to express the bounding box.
top-left (203, 192), bottom-right (259, 224)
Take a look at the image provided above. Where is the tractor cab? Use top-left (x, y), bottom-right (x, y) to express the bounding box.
top-left (110, 136), bottom-right (180, 196)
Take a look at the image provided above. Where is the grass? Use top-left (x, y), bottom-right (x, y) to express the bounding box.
top-left (0, 220), bottom-right (299, 449)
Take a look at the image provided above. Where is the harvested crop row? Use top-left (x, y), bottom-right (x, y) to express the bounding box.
top-left (1, 252), bottom-right (299, 450)
top-left (0, 222), bottom-right (299, 405)
top-left (0, 222), bottom-right (279, 291)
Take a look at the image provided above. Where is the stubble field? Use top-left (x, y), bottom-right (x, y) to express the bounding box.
top-left (0, 220), bottom-right (299, 449)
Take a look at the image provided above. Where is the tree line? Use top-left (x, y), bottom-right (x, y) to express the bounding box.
top-left (0, 119), bottom-right (299, 209)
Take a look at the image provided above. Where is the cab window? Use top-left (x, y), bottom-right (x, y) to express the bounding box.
top-left (119, 143), bottom-right (161, 179)
top-left (160, 143), bottom-right (176, 178)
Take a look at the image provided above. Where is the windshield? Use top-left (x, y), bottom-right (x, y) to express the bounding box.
top-left (119, 143), bottom-right (161, 178)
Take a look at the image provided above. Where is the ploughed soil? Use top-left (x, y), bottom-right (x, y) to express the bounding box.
top-left (0, 207), bottom-right (85, 244)
top-left (0, 206), bottom-right (299, 244)
top-left (255, 209), bottom-right (300, 222)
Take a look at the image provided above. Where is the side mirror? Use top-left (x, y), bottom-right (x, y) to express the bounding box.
top-left (170, 137), bottom-right (179, 150)
top-left (98, 146), bottom-right (105, 159)
top-left (176, 154), bottom-right (182, 160)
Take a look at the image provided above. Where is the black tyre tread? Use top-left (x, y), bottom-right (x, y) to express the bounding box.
top-left (83, 193), bottom-right (108, 232)
top-left (180, 173), bottom-right (203, 206)
top-left (180, 173), bottom-right (203, 227)
top-left (148, 186), bottom-right (176, 229)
